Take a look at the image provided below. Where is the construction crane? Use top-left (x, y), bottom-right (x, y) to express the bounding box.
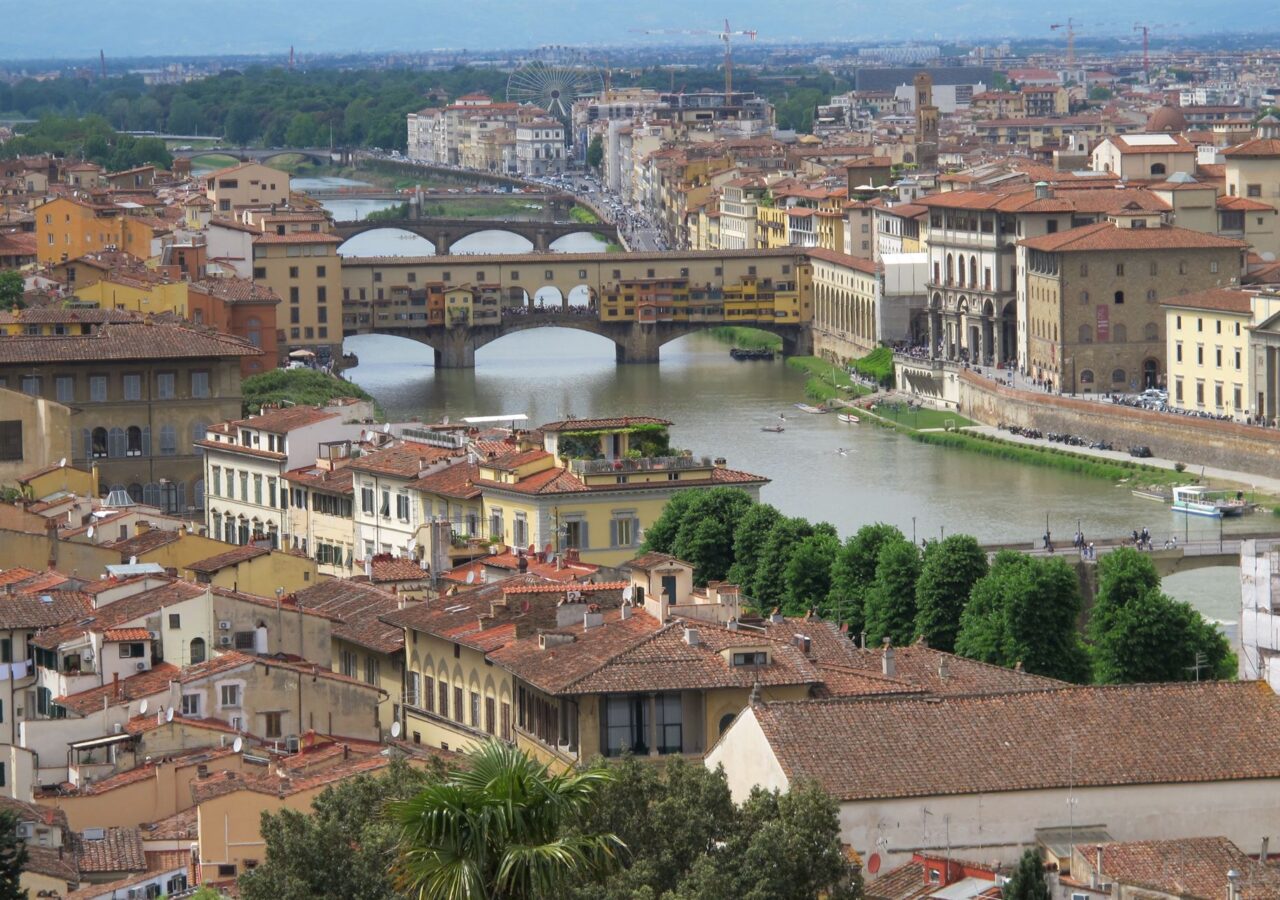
top-left (630, 20), bottom-right (758, 99)
top-left (1050, 18), bottom-right (1077, 68)
top-left (1133, 23), bottom-right (1175, 82)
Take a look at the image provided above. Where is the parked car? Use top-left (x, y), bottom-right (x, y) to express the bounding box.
top-left (1128, 445), bottom-right (1153, 458)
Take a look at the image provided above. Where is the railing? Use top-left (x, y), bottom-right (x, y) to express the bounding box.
top-left (568, 454), bottom-right (712, 476)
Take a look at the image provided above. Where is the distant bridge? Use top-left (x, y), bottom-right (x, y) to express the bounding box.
top-left (356, 310), bottom-right (810, 368)
top-left (980, 532), bottom-right (1279, 578)
top-left (333, 217), bottom-right (617, 254)
top-left (171, 146), bottom-right (347, 166)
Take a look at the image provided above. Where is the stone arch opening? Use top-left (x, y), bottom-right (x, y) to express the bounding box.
top-left (336, 227), bottom-right (436, 258)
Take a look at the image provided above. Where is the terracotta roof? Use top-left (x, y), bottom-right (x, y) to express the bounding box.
top-left (348, 442), bottom-right (458, 478)
top-left (103, 627), bottom-right (151, 642)
top-left (184, 545), bottom-right (269, 574)
top-left (194, 438), bottom-right (286, 461)
top-left (74, 826), bottom-right (146, 874)
top-left (292, 580), bottom-right (405, 653)
top-left (189, 277), bottom-right (281, 305)
top-left (283, 464), bottom-right (354, 493)
top-left (233, 405), bottom-right (339, 434)
top-left (538, 416), bottom-right (672, 433)
top-left (411, 461), bottom-right (482, 499)
top-left (502, 580), bottom-right (628, 595)
top-left (1223, 139), bottom-right (1280, 158)
top-left (1162, 287), bottom-right (1254, 314)
top-left (252, 232), bottom-right (342, 244)
top-left (748, 681), bottom-right (1280, 801)
top-left (57, 663), bottom-right (180, 714)
top-left (141, 806), bottom-right (196, 841)
top-left (0, 589), bottom-right (92, 630)
top-left (1218, 195), bottom-right (1276, 212)
top-left (0, 322), bottom-right (261, 364)
top-left (24, 845), bottom-right (79, 884)
top-left (806, 247), bottom-right (879, 274)
top-left (0, 796), bottom-right (67, 829)
top-left (1076, 837), bottom-right (1280, 900)
top-left (484, 448), bottom-right (553, 471)
top-left (104, 528), bottom-right (181, 558)
top-left (621, 552), bottom-right (690, 572)
top-left (366, 557), bottom-right (430, 583)
top-left (34, 580), bottom-right (203, 650)
top-left (866, 861), bottom-right (933, 900)
top-left (1019, 222), bottom-right (1246, 253)
top-left (193, 752), bottom-right (391, 802)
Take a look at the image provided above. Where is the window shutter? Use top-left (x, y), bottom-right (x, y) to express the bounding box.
top-left (580, 521), bottom-right (589, 549)
top-left (141, 426), bottom-right (151, 456)
top-left (82, 429), bottom-right (91, 459)
top-left (609, 519), bottom-right (618, 548)
top-left (632, 518), bottom-right (641, 546)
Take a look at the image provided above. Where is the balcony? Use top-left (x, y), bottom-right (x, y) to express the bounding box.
top-left (568, 454), bottom-right (713, 476)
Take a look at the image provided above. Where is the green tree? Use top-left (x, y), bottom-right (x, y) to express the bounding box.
top-left (167, 96), bottom-right (201, 134)
top-left (285, 112), bottom-right (320, 147)
top-left (780, 530), bottom-right (841, 617)
top-left (863, 538), bottom-right (921, 647)
top-left (389, 741), bottom-right (623, 900)
top-left (1087, 547), bottom-right (1159, 641)
top-left (726, 502), bottom-right (783, 593)
top-left (640, 487), bottom-right (755, 585)
top-left (0, 270), bottom-right (24, 312)
top-left (0, 807), bottom-right (27, 900)
top-left (1089, 86), bottom-right (1113, 101)
top-left (239, 759), bottom-right (438, 900)
top-left (825, 524), bottom-right (903, 635)
top-left (240, 368), bottom-right (375, 417)
top-left (955, 552), bottom-right (1090, 683)
top-left (586, 135), bottom-right (604, 169)
top-left (224, 104), bottom-right (258, 144)
top-left (1004, 849), bottom-right (1050, 900)
top-left (751, 517), bottom-right (817, 605)
top-left (914, 535), bottom-right (988, 652)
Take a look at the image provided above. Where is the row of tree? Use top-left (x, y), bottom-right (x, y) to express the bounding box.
top-left (236, 741), bottom-right (855, 900)
top-left (642, 487), bottom-right (1234, 684)
top-left (0, 115), bottom-right (172, 170)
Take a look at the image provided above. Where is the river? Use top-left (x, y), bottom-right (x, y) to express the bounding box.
top-left (312, 180), bottom-right (1242, 636)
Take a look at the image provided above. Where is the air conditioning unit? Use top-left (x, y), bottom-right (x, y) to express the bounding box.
top-left (82, 648), bottom-right (94, 661)
top-left (219, 636), bottom-right (233, 647)
top-left (218, 620), bottom-right (232, 630)
top-left (113, 722), bottom-right (123, 734)
top-left (148, 631), bottom-right (159, 640)
top-left (285, 735), bottom-right (301, 754)
top-left (135, 661), bottom-right (146, 671)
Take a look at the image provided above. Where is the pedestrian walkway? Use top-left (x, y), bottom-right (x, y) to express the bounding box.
top-left (968, 425), bottom-right (1280, 495)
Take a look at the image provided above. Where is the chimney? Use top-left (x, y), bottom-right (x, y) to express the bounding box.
top-left (1034, 180), bottom-right (1052, 200)
top-left (793, 634), bottom-right (812, 655)
top-left (1263, 836), bottom-right (1271, 862)
top-left (113, 672), bottom-right (122, 701)
top-left (938, 656), bottom-right (950, 679)
top-left (882, 638), bottom-right (896, 678)
top-left (1095, 845), bottom-right (1104, 887)
top-left (769, 607), bottom-right (784, 624)
top-left (727, 619), bottom-right (739, 631)
top-left (583, 608), bottom-right (604, 630)
top-left (683, 627), bottom-right (701, 646)
top-left (619, 605), bottom-right (631, 620)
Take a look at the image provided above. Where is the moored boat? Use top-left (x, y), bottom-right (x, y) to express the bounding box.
top-left (837, 413), bottom-right (859, 424)
top-left (794, 403), bottom-right (828, 414)
top-left (1171, 485), bottom-right (1247, 518)
top-left (761, 425), bottom-right (785, 433)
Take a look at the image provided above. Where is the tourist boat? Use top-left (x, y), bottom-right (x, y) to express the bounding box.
top-left (793, 403), bottom-right (828, 414)
top-left (1171, 485), bottom-right (1248, 518)
top-left (836, 413), bottom-right (859, 424)
top-left (730, 348), bottom-right (775, 361)
top-left (761, 425), bottom-right (785, 433)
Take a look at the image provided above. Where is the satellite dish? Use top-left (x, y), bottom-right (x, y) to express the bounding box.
top-left (390, 721), bottom-right (402, 739)
top-left (186, 523), bottom-right (195, 534)
top-left (442, 415), bottom-right (450, 425)
top-left (868, 854), bottom-right (881, 875)
top-left (466, 571), bottom-right (476, 585)
top-left (165, 707), bottom-right (174, 723)
top-left (232, 736), bottom-right (243, 753)
top-left (138, 699), bottom-right (148, 715)
top-left (622, 585), bottom-right (633, 602)
top-left (128, 555), bottom-right (137, 566)
top-left (86, 525), bottom-right (94, 539)
top-left (383, 422), bottom-right (391, 433)
top-left (58, 457), bottom-right (66, 468)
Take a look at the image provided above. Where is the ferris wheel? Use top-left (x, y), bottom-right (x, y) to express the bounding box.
top-left (507, 46), bottom-right (603, 119)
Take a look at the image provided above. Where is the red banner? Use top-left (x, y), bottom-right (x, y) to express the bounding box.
top-left (1096, 305), bottom-right (1110, 342)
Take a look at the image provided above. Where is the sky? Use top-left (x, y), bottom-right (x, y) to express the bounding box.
top-left (1, 0), bottom-right (1259, 60)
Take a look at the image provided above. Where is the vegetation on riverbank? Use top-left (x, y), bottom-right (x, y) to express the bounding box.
top-left (708, 326), bottom-right (783, 351)
top-left (569, 206), bottom-right (600, 224)
top-left (364, 202), bottom-right (410, 223)
top-left (851, 346), bottom-right (894, 386)
top-left (786, 356), bottom-right (869, 403)
top-left (241, 369), bottom-right (381, 418)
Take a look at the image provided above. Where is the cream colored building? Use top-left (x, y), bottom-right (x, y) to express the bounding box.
top-left (251, 231), bottom-right (343, 358)
top-left (809, 247), bottom-right (881, 360)
top-left (204, 162), bottom-right (291, 213)
top-left (0, 386), bottom-right (75, 487)
top-left (1090, 134), bottom-right (1197, 180)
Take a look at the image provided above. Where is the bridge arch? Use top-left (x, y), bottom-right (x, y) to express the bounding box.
top-left (332, 218), bottom-right (617, 255)
top-left (336, 226), bottom-right (436, 258)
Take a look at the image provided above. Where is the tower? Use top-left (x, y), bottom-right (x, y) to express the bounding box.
top-left (914, 72), bottom-right (939, 171)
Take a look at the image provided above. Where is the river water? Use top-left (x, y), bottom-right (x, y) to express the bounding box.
top-left (312, 183), bottom-right (1242, 634)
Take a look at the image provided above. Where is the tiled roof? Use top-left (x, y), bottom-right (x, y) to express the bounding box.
top-left (538, 416), bottom-right (672, 433)
top-left (252, 231), bottom-right (342, 244)
top-left (1019, 222), bottom-right (1246, 253)
top-left (103, 627), bottom-right (151, 642)
top-left (487, 608), bottom-right (661, 694)
top-left (35, 580), bottom-right (204, 649)
top-left (56, 663), bottom-right (180, 714)
top-left (750, 681), bottom-right (1280, 801)
top-left (1223, 139), bottom-right (1280, 158)
top-left (622, 552), bottom-right (689, 572)
top-left (0, 321), bottom-right (261, 364)
top-left (176, 650), bottom-right (257, 683)
top-left (822, 641), bottom-right (1065, 696)
top-left (25, 844), bottom-right (80, 884)
top-left (348, 442), bottom-right (458, 478)
top-left (412, 460), bottom-right (482, 499)
top-left (0, 796), bottom-right (67, 829)
top-left (293, 580), bottom-right (406, 653)
top-left (866, 861), bottom-right (933, 900)
top-left (104, 528), bottom-right (181, 558)
top-left (0, 307), bottom-right (141, 325)
top-left (502, 580), bottom-right (628, 595)
top-left (1076, 837), bottom-right (1280, 900)
top-left (283, 464), bottom-right (354, 493)
top-left (190, 277), bottom-right (281, 304)
top-left (1218, 195), bottom-right (1276, 212)
top-left (806, 247), bottom-right (879, 274)
top-left (194, 438), bottom-right (286, 461)
top-left (193, 752), bottom-right (391, 802)
top-left (367, 557), bottom-right (431, 583)
top-left (141, 806), bottom-right (196, 841)
top-left (184, 545), bottom-right (269, 574)
top-left (0, 589), bottom-right (92, 630)
top-left (380, 575), bottom-right (547, 642)
top-left (74, 826), bottom-right (146, 874)
top-left (1162, 287), bottom-right (1254, 314)
top-left (484, 448), bottom-right (552, 471)
top-left (233, 405), bottom-right (338, 434)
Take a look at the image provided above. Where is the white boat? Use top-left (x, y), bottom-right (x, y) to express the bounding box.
top-left (794, 403), bottom-right (828, 414)
top-left (837, 413), bottom-right (859, 424)
top-left (1171, 485), bottom-right (1247, 518)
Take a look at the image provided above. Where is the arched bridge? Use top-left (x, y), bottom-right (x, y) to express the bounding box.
top-left (333, 218), bottom-right (618, 254)
top-left (173, 146), bottom-right (347, 166)
top-left (348, 309), bottom-right (811, 368)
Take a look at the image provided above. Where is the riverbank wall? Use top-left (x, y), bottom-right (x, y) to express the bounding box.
top-left (895, 357), bottom-right (1280, 478)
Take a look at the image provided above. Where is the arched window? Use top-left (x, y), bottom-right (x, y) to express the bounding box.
top-left (970, 256), bottom-right (978, 287)
top-left (126, 425), bottom-right (144, 457)
top-left (1150, 162), bottom-right (1167, 175)
top-left (190, 638), bottom-right (206, 665)
top-left (244, 317), bottom-right (262, 348)
top-left (1144, 322), bottom-right (1159, 342)
top-left (718, 713), bottom-right (737, 736)
top-left (194, 479), bottom-right (205, 510)
top-left (1078, 324), bottom-right (1092, 343)
top-left (143, 482), bottom-right (161, 508)
top-left (1080, 369), bottom-right (1095, 384)
top-left (946, 253), bottom-right (954, 284)
top-left (159, 425), bottom-right (177, 456)
top-left (128, 483), bottom-right (143, 503)
top-left (108, 427), bottom-right (126, 458)
top-left (1113, 323), bottom-right (1128, 343)
top-left (1114, 290), bottom-right (1125, 305)
top-left (91, 427), bottom-right (108, 459)
top-left (1080, 290), bottom-right (1090, 304)
top-left (190, 421), bottom-right (209, 446)
top-left (1146, 288), bottom-right (1158, 302)
top-left (1143, 358), bottom-right (1159, 388)
top-left (238, 517), bottom-right (250, 545)
top-left (211, 510), bottom-right (222, 538)
top-left (1112, 368), bottom-right (1127, 384)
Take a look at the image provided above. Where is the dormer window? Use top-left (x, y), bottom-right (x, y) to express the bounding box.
top-left (731, 651), bottom-right (768, 667)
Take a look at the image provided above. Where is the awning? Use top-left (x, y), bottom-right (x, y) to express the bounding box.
top-left (69, 733), bottom-right (134, 751)
top-left (461, 414), bottom-right (529, 424)
top-left (288, 349), bottom-right (316, 359)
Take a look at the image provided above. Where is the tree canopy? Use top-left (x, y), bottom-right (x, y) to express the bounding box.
top-left (0, 270), bottom-right (24, 312)
top-left (640, 487), bottom-right (755, 586)
top-left (240, 368), bottom-right (377, 417)
top-left (826, 523), bottom-right (904, 634)
top-left (862, 538), bottom-right (921, 647)
top-left (1003, 849), bottom-right (1051, 900)
top-left (915, 535), bottom-right (989, 652)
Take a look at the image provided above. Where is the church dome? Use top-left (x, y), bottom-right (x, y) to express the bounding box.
top-left (1147, 105), bottom-right (1187, 133)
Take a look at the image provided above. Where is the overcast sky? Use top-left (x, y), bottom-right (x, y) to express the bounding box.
top-left (1, 0), bottom-right (1255, 60)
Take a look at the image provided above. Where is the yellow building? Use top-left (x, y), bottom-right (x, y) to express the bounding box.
top-left (73, 270), bottom-right (189, 316)
top-left (17, 461), bottom-right (97, 501)
top-left (0, 387), bottom-right (75, 488)
top-left (1164, 287), bottom-right (1280, 420)
top-left (445, 285), bottom-right (473, 326)
top-left (183, 544), bottom-right (320, 595)
top-left (34, 197), bottom-right (160, 264)
top-left (204, 162), bottom-right (291, 213)
top-left (251, 231), bottom-right (343, 357)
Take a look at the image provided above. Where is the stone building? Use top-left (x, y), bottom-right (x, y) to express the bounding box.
top-left (1019, 213), bottom-right (1247, 393)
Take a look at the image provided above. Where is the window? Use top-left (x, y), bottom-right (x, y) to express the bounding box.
top-left (1116, 263), bottom-right (1125, 276)
top-left (454, 686), bottom-right (464, 723)
top-left (612, 515), bottom-right (638, 547)
top-left (732, 651), bottom-right (768, 666)
top-left (396, 493), bottom-right (410, 522)
top-left (1175, 378), bottom-right (1183, 403)
top-left (1079, 290), bottom-right (1089, 304)
top-left (119, 642), bottom-right (146, 658)
top-left (191, 371), bottom-right (210, 398)
top-left (1215, 383), bottom-right (1224, 408)
top-left (380, 490), bottom-right (391, 518)
top-left (180, 693), bottom-right (200, 717)
top-left (1175, 343), bottom-right (1183, 363)
top-left (340, 650), bottom-right (357, 678)
top-left (122, 373), bottom-right (142, 400)
top-left (563, 519), bottom-right (586, 549)
top-left (604, 695), bottom-right (647, 756)
top-left (439, 681), bottom-right (449, 717)
top-left (126, 425), bottom-right (145, 457)
top-left (51, 375), bottom-right (74, 403)
top-left (264, 712), bottom-right (283, 738)
top-left (159, 425), bottom-right (177, 456)
top-left (89, 375), bottom-right (108, 402)
top-left (470, 691), bottom-right (480, 727)
top-left (0, 422), bottom-right (21, 462)
top-left (1114, 291), bottom-right (1124, 305)
top-left (220, 684), bottom-right (241, 708)
top-left (485, 696), bottom-right (496, 734)
top-left (360, 486), bottom-right (375, 514)
top-left (1113, 368), bottom-right (1127, 384)
top-left (1079, 369), bottom-right (1094, 385)
top-left (513, 512), bottom-right (527, 548)
top-left (234, 630), bottom-right (254, 650)
top-left (190, 638), bottom-right (205, 664)
top-left (1210, 260), bottom-right (1220, 274)
top-left (169, 613), bottom-right (181, 629)
top-left (1248, 184), bottom-right (1263, 198)
top-left (364, 656), bottom-right (379, 686)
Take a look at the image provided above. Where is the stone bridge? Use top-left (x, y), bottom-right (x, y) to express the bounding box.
top-left (353, 311), bottom-right (811, 367)
top-left (333, 217), bottom-right (618, 254)
top-left (173, 146), bottom-right (347, 166)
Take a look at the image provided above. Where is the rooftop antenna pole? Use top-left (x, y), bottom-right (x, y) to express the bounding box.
top-left (100, 50), bottom-right (106, 79)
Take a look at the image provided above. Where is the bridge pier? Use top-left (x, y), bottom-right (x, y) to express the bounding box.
top-left (533, 231), bottom-right (550, 252)
top-left (434, 232), bottom-right (451, 255)
top-left (615, 324), bottom-right (662, 364)
top-left (433, 330), bottom-right (477, 368)
top-left (781, 328), bottom-right (813, 358)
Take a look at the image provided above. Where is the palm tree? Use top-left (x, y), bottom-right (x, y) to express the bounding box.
top-left (388, 740), bottom-right (625, 900)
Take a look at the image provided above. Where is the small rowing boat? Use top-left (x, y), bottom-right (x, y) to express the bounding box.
top-left (837, 413), bottom-right (858, 424)
top-left (793, 403), bottom-right (828, 414)
top-left (761, 425), bottom-right (785, 433)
